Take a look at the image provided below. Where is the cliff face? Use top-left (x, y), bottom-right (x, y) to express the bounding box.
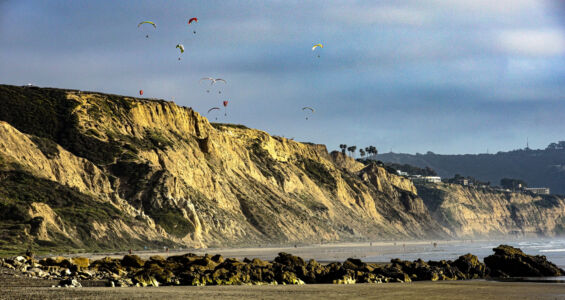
top-left (2, 85), bottom-right (563, 253)
top-left (417, 183), bottom-right (565, 238)
top-left (0, 85), bottom-right (447, 252)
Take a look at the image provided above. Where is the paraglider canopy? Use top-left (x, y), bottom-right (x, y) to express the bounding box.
top-left (139, 90), bottom-right (143, 96)
top-left (302, 107), bottom-right (314, 120)
top-left (312, 43), bottom-right (323, 51)
top-left (176, 44), bottom-right (185, 53)
top-left (138, 21), bottom-right (156, 28)
top-left (188, 17), bottom-right (198, 24)
top-left (207, 107), bottom-right (220, 113)
top-left (223, 101), bottom-right (228, 107)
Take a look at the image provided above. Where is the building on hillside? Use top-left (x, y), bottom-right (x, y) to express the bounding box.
top-left (396, 170), bottom-right (409, 176)
top-left (523, 187), bottom-right (550, 195)
top-left (411, 175), bottom-right (441, 184)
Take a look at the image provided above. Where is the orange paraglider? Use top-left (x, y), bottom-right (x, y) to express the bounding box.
top-left (139, 90), bottom-right (143, 96)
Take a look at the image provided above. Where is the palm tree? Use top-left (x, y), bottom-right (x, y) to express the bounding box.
top-left (347, 146), bottom-right (357, 157)
top-left (359, 149), bottom-right (366, 158)
top-left (339, 144), bottom-right (347, 155)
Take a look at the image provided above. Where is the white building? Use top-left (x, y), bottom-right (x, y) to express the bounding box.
top-left (396, 170), bottom-right (409, 176)
top-left (523, 187), bottom-right (550, 195)
top-left (411, 175), bottom-right (441, 184)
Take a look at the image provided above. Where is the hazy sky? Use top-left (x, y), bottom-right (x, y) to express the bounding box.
top-left (1, 1), bottom-right (564, 154)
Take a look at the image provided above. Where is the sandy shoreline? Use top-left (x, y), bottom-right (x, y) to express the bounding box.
top-left (2, 280), bottom-right (565, 299)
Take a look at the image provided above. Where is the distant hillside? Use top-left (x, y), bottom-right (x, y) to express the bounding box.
top-left (374, 146), bottom-right (565, 194)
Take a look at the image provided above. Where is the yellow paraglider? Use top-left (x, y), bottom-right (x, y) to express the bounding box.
top-left (312, 44), bottom-right (323, 51)
top-left (176, 44), bottom-right (185, 54)
top-left (176, 44), bottom-right (185, 60)
top-left (137, 21), bottom-right (156, 28)
top-left (138, 21), bottom-right (156, 38)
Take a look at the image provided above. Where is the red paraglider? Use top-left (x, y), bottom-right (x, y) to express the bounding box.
top-left (139, 90), bottom-right (143, 96)
top-left (223, 100), bottom-right (228, 116)
top-left (223, 100), bottom-right (228, 107)
top-left (188, 17), bottom-right (198, 34)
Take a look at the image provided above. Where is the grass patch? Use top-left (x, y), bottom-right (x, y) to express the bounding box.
top-left (0, 170), bottom-right (129, 252)
top-left (149, 209), bottom-right (194, 238)
top-left (30, 136), bottom-right (59, 158)
top-left (298, 157), bottom-right (337, 192)
top-left (248, 141), bottom-right (286, 186)
top-left (211, 123), bottom-right (248, 130)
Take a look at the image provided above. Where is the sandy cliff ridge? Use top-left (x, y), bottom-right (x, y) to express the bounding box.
top-left (0, 84), bottom-right (563, 253)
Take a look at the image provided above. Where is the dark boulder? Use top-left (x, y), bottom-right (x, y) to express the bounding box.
top-left (274, 252), bottom-right (306, 268)
top-left (121, 255), bottom-right (145, 269)
top-left (453, 254), bottom-right (486, 279)
top-left (484, 245), bottom-right (564, 278)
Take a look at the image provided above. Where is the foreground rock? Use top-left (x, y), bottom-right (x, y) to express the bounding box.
top-left (0, 245), bottom-right (561, 287)
top-left (484, 245), bottom-right (564, 278)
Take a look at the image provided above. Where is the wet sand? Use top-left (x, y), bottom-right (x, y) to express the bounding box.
top-left (2, 280), bottom-right (565, 300)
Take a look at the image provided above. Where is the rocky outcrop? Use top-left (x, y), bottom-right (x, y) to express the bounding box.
top-left (484, 245), bottom-right (564, 278)
top-left (4, 245), bottom-right (557, 287)
top-left (417, 183), bottom-right (565, 238)
top-left (0, 85), bottom-right (448, 252)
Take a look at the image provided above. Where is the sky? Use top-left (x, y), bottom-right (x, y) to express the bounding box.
top-left (1, 0), bottom-right (565, 154)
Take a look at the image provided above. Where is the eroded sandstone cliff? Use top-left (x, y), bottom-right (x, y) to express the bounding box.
top-left (0, 85), bottom-right (446, 252)
top-left (417, 183), bottom-right (565, 238)
top-left (2, 85), bottom-right (563, 253)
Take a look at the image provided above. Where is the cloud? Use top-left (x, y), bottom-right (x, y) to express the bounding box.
top-left (497, 29), bottom-right (565, 56)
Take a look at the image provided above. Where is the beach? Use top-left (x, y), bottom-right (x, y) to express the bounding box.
top-left (67, 239), bottom-right (565, 267)
top-left (2, 278), bottom-right (565, 300)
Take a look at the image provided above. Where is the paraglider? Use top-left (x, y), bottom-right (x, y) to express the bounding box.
top-left (207, 107), bottom-right (220, 114)
top-left (302, 107), bottom-right (314, 120)
top-left (138, 21), bottom-right (156, 38)
top-left (188, 17), bottom-right (198, 34)
top-left (139, 90), bottom-right (144, 96)
top-left (207, 106), bottom-right (220, 120)
top-left (200, 77), bottom-right (216, 85)
top-left (200, 77), bottom-right (227, 94)
top-left (200, 77), bottom-right (226, 85)
top-left (312, 43), bottom-right (323, 58)
top-left (223, 100), bottom-right (228, 116)
top-left (176, 44), bottom-right (185, 60)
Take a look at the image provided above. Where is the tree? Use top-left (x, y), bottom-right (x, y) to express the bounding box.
top-left (347, 146), bottom-right (356, 157)
top-left (366, 146), bottom-right (378, 156)
top-left (339, 144), bottom-right (347, 155)
top-left (359, 149), bottom-right (366, 157)
top-left (500, 178), bottom-right (527, 191)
